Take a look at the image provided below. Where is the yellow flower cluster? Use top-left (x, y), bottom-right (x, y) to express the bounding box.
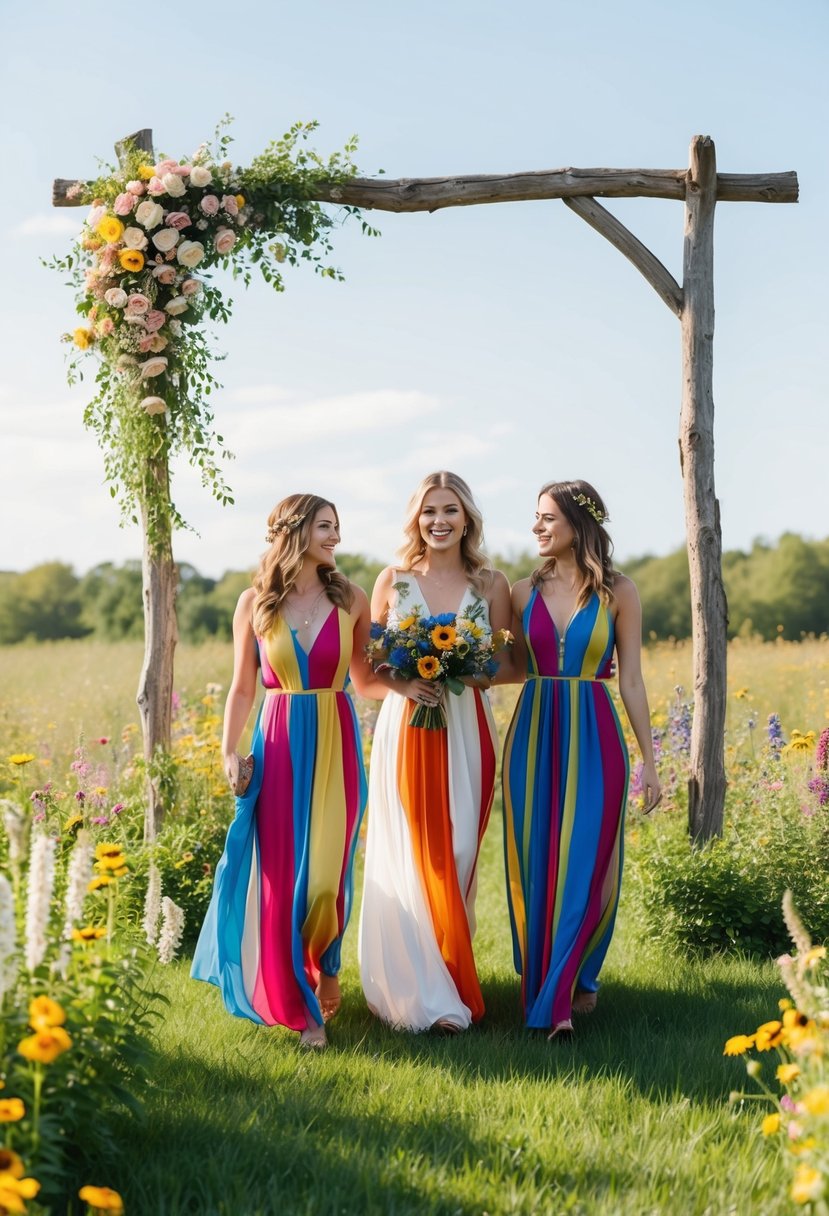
top-left (0, 1155), bottom-right (40, 1213)
top-left (79, 1184), bottom-right (124, 1214)
top-left (17, 996), bottom-right (72, 1064)
top-left (725, 894), bottom-right (829, 1207)
top-left (87, 843), bottom-right (129, 893)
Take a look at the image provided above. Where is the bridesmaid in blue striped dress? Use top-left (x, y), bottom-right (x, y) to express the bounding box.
top-left (502, 480), bottom-right (661, 1040)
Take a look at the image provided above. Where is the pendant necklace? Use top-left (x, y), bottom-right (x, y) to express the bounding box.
top-left (286, 587), bottom-right (327, 629)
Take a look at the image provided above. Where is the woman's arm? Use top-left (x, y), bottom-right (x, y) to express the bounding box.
top-left (222, 587), bottom-right (259, 783)
top-left (348, 584), bottom-right (390, 700)
top-left (614, 576), bottom-right (661, 812)
top-left (492, 578), bottom-right (531, 685)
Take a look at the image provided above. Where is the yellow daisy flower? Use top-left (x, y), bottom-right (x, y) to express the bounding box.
top-left (17, 1026), bottom-right (72, 1064)
top-left (78, 1185), bottom-right (124, 1214)
top-left (28, 996), bottom-right (66, 1031)
top-left (0, 1098), bottom-right (25, 1122)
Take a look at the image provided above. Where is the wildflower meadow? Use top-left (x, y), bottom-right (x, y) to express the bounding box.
top-left (0, 632), bottom-right (827, 1214)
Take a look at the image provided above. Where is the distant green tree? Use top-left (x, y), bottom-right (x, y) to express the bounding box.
top-left (0, 563), bottom-right (87, 644)
top-left (79, 561), bottom-right (144, 639)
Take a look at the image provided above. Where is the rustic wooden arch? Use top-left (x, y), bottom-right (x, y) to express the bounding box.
top-left (54, 133), bottom-right (799, 842)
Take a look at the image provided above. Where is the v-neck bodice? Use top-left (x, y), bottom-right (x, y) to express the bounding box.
top-left (523, 587), bottom-right (615, 679)
top-left (258, 606), bottom-right (352, 691)
top-left (388, 571), bottom-right (491, 633)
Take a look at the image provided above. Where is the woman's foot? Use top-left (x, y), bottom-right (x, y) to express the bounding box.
top-left (316, 974), bottom-right (341, 1023)
top-left (572, 990), bottom-right (598, 1015)
top-left (299, 1023), bottom-right (328, 1051)
top-left (547, 1020), bottom-right (574, 1042)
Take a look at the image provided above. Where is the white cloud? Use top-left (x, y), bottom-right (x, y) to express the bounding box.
top-left (226, 384), bottom-right (292, 404)
top-left (14, 213), bottom-right (82, 237)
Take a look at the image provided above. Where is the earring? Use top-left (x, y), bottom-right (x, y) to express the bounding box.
top-left (463, 526), bottom-right (468, 537)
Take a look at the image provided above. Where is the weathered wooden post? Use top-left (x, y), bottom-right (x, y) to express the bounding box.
top-left (680, 136), bottom-right (728, 842)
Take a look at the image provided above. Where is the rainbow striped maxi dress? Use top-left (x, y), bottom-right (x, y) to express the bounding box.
top-left (502, 587), bottom-right (629, 1029)
top-left (191, 606), bottom-right (367, 1031)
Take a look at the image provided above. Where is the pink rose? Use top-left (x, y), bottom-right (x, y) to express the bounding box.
top-left (87, 204), bottom-right (106, 228)
top-left (200, 194), bottom-right (220, 217)
top-left (139, 356), bottom-right (168, 379)
top-left (99, 246), bottom-right (119, 270)
top-left (152, 228), bottom-right (180, 253)
top-left (147, 176), bottom-right (166, 196)
top-left (138, 333), bottom-right (155, 353)
top-left (214, 227), bottom-right (237, 255)
top-left (165, 211), bottom-right (192, 230)
top-left (114, 192), bottom-right (135, 216)
top-left (154, 159), bottom-right (179, 176)
top-left (181, 278), bottom-right (202, 296)
top-left (144, 309), bottom-right (166, 332)
top-left (126, 293), bottom-right (150, 316)
top-left (221, 195), bottom-right (239, 217)
top-left (98, 317), bottom-right (115, 337)
top-left (152, 264), bottom-right (177, 285)
top-left (126, 180), bottom-right (146, 196)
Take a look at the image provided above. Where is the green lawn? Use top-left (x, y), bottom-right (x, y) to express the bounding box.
top-left (107, 809), bottom-right (785, 1216)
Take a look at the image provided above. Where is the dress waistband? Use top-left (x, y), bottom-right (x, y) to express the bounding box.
top-left (264, 687), bottom-right (345, 695)
top-left (527, 674), bottom-right (610, 683)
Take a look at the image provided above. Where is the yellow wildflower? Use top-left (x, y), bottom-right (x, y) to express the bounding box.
top-left (804, 945), bottom-right (827, 969)
top-left (0, 1170), bottom-right (41, 1209)
top-left (88, 876), bottom-right (114, 892)
top-left (802, 1086), bottom-right (829, 1115)
top-left (777, 1063), bottom-right (801, 1084)
top-left (779, 998), bottom-right (793, 1012)
top-left (97, 852), bottom-right (127, 872)
top-left (18, 1026), bottom-right (72, 1064)
top-left (761, 1112), bottom-right (780, 1136)
top-left (0, 1097), bottom-right (25, 1122)
top-left (791, 1165), bottom-right (824, 1205)
top-left (28, 996), bottom-right (66, 1031)
top-left (755, 1020), bottom-right (784, 1051)
top-left (63, 814), bottom-right (84, 833)
top-left (7, 754), bottom-right (35, 766)
top-left (79, 1185), bottom-right (124, 1214)
top-left (72, 925), bottom-right (107, 942)
top-left (783, 730), bottom-right (816, 756)
top-left (0, 1149), bottom-right (24, 1177)
top-left (734, 687), bottom-right (749, 699)
top-left (137, 164), bottom-right (154, 180)
top-left (723, 1034), bottom-right (755, 1056)
top-left (235, 194), bottom-right (245, 208)
top-left (95, 843), bottom-right (123, 860)
top-left (96, 216), bottom-right (124, 244)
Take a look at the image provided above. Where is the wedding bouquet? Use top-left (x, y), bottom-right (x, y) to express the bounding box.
top-left (368, 604), bottom-right (512, 728)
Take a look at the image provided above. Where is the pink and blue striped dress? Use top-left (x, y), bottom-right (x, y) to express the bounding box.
top-left (502, 587), bottom-right (629, 1029)
top-left (191, 605), bottom-right (367, 1030)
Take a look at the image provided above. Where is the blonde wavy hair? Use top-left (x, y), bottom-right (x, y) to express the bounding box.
top-left (252, 493), bottom-right (354, 637)
top-left (397, 471), bottom-right (491, 597)
top-left (531, 479), bottom-right (616, 606)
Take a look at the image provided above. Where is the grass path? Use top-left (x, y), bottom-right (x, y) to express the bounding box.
top-left (108, 814), bottom-right (786, 1216)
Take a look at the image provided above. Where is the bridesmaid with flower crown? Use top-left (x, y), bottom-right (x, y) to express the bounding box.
top-left (502, 479), bottom-right (661, 1040)
top-left (359, 471), bottom-right (512, 1033)
top-left (192, 493), bottom-right (386, 1050)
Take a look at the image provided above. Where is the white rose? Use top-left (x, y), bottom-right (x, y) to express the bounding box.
top-left (104, 287), bottom-right (128, 308)
top-left (139, 356), bottom-right (168, 379)
top-left (141, 396), bottom-right (167, 415)
top-left (189, 165), bottom-right (213, 188)
top-left (177, 240), bottom-right (205, 268)
top-left (135, 200), bottom-right (164, 230)
top-left (148, 333), bottom-right (168, 353)
top-left (161, 173), bottom-right (186, 198)
top-left (165, 296), bottom-right (189, 316)
top-left (168, 320), bottom-right (183, 337)
top-left (122, 226), bottom-right (148, 250)
top-left (152, 228), bottom-right (180, 253)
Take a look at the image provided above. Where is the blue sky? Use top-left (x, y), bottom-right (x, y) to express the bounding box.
top-left (1, 0), bottom-right (826, 578)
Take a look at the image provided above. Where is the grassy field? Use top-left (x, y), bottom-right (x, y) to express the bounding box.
top-left (3, 636), bottom-right (828, 1214)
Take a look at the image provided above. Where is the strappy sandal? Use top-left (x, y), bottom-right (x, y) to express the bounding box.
top-left (547, 1020), bottom-right (574, 1042)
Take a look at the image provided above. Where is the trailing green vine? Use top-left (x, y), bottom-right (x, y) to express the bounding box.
top-left (47, 118), bottom-right (378, 550)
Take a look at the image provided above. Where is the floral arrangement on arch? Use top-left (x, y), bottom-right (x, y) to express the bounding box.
top-left (50, 119), bottom-right (374, 544)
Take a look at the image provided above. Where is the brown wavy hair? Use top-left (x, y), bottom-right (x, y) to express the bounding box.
top-left (531, 479), bottom-right (616, 606)
top-left (397, 471), bottom-right (491, 597)
top-left (252, 493), bottom-right (354, 637)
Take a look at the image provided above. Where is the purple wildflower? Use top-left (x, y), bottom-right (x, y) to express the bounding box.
top-left (767, 713), bottom-right (785, 760)
top-left (91, 815), bottom-right (110, 826)
top-left (111, 802), bottom-right (125, 816)
top-left (75, 790), bottom-right (86, 803)
top-left (817, 728), bottom-right (829, 772)
top-left (668, 688), bottom-right (692, 756)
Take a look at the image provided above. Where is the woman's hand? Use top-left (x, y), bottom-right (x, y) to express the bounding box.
top-left (639, 762), bottom-right (662, 813)
top-left (405, 678), bottom-right (443, 707)
top-left (224, 751), bottom-right (254, 796)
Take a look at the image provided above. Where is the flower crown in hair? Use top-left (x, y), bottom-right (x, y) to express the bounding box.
top-left (265, 512), bottom-right (306, 543)
top-left (571, 493), bottom-right (608, 525)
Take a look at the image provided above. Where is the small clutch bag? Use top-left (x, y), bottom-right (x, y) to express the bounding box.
top-left (229, 752), bottom-right (255, 796)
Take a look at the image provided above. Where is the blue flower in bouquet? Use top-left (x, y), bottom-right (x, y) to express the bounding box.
top-left (369, 622), bottom-right (385, 640)
top-left (390, 646), bottom-right (412, 669)
top-left (435, 612), bottom-right (456, 626)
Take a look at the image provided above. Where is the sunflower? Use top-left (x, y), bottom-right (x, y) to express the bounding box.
top-left (88, 876), bottom-right (114, 892)
top-left (417, 656), bottom-right (441, 679)
top-left (118, 248), bottom-right (145, 272)
top-left (63, 814), bottom-right (84, 833)
top-left (723, 1034), bottom-right (755, 1056)
top-left (431, 624), bottom-right (457, 650)
top-left (72, 925), bottom-right (107, 942)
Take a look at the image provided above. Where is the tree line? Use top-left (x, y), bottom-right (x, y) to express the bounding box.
top-left (1, 533), bottom-right (826, 646)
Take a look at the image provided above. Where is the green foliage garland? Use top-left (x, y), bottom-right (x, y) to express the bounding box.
top-left (47, 119), bottom-right (378, 550)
